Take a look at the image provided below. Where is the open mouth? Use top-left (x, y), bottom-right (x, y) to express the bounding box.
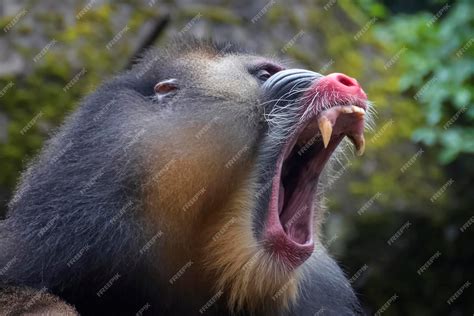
top-left (264, 99), bottom-right (367, 268)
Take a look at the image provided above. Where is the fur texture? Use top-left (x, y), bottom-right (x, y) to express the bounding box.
top-left (0, 286), bottom-right (78, 315)
top-left (0, 39), bottom-right (363, 315)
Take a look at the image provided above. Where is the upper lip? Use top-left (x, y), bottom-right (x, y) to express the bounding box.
top-left (263, 97), bottom-right (367, 268)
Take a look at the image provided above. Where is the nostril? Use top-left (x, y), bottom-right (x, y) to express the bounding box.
top-left (336, 74), bottom-right (357, 87)
top-left (317, 72), bottom-right (367, 100)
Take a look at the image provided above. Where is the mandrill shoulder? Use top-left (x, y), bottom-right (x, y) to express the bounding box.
top-left (288, 248), bottom-right (365, 316)
top-left (0, 285), bottom-right (78, 315)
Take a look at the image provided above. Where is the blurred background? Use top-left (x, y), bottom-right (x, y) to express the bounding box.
top-left (0, 0), bottom-right (472, 314)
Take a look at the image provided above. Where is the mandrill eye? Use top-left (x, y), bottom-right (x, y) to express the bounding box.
top-left (256, 69), bottom-right (272, 82)
top-left (252, 64), bottom-right (283, 83)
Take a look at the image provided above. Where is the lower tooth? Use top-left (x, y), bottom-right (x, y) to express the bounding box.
top-left (356, 135), bottom-right (366, 156)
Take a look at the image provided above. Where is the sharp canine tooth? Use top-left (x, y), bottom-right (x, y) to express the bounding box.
top-left (349, 134), bottom-right (366, 156)
top-left (318, 116), bottom-right (332, 148)
top-left (356, 134), bottom-right (365, 156)
top-left (352, 134), bottom-right (365, 156)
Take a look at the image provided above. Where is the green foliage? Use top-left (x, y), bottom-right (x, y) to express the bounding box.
top-left (374, 0), bottom-right (474, 163)
top-left (0, 3), bottom-right (158, 198)
top-left (325, 2), bottom-right (474, 314)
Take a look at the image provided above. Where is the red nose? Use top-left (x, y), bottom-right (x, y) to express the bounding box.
top-left (321, 73), bottom-right (367, 99)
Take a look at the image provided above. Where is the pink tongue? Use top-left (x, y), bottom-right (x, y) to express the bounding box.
top-left (278, 182), bottom-right (285, 215)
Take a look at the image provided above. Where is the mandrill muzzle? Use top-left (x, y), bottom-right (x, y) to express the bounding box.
top-left (257, 68), bottom-right (369, 268)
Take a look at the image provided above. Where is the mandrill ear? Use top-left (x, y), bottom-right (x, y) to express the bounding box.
top-left (154, 78), bottom-right (178, 101)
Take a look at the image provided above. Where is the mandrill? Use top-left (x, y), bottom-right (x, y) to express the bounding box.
top-left (0, 39), bottom-right (371, 315)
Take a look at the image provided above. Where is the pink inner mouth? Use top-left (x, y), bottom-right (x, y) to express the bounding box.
top-left (263, 81), bottom-right (368, 268)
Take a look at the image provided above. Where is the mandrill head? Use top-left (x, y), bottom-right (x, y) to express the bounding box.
top-left (2, 38), bottom-right (371, 315)
top-left (138, 39), bottom-right (371, 312)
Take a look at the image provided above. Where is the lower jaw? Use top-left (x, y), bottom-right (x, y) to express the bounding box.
top-left (263, 219), bottom-right (315, 269)
top-left (262, 135), bottom-right (344, 269)
top-left (263, 170), bottom-right (317, 268)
